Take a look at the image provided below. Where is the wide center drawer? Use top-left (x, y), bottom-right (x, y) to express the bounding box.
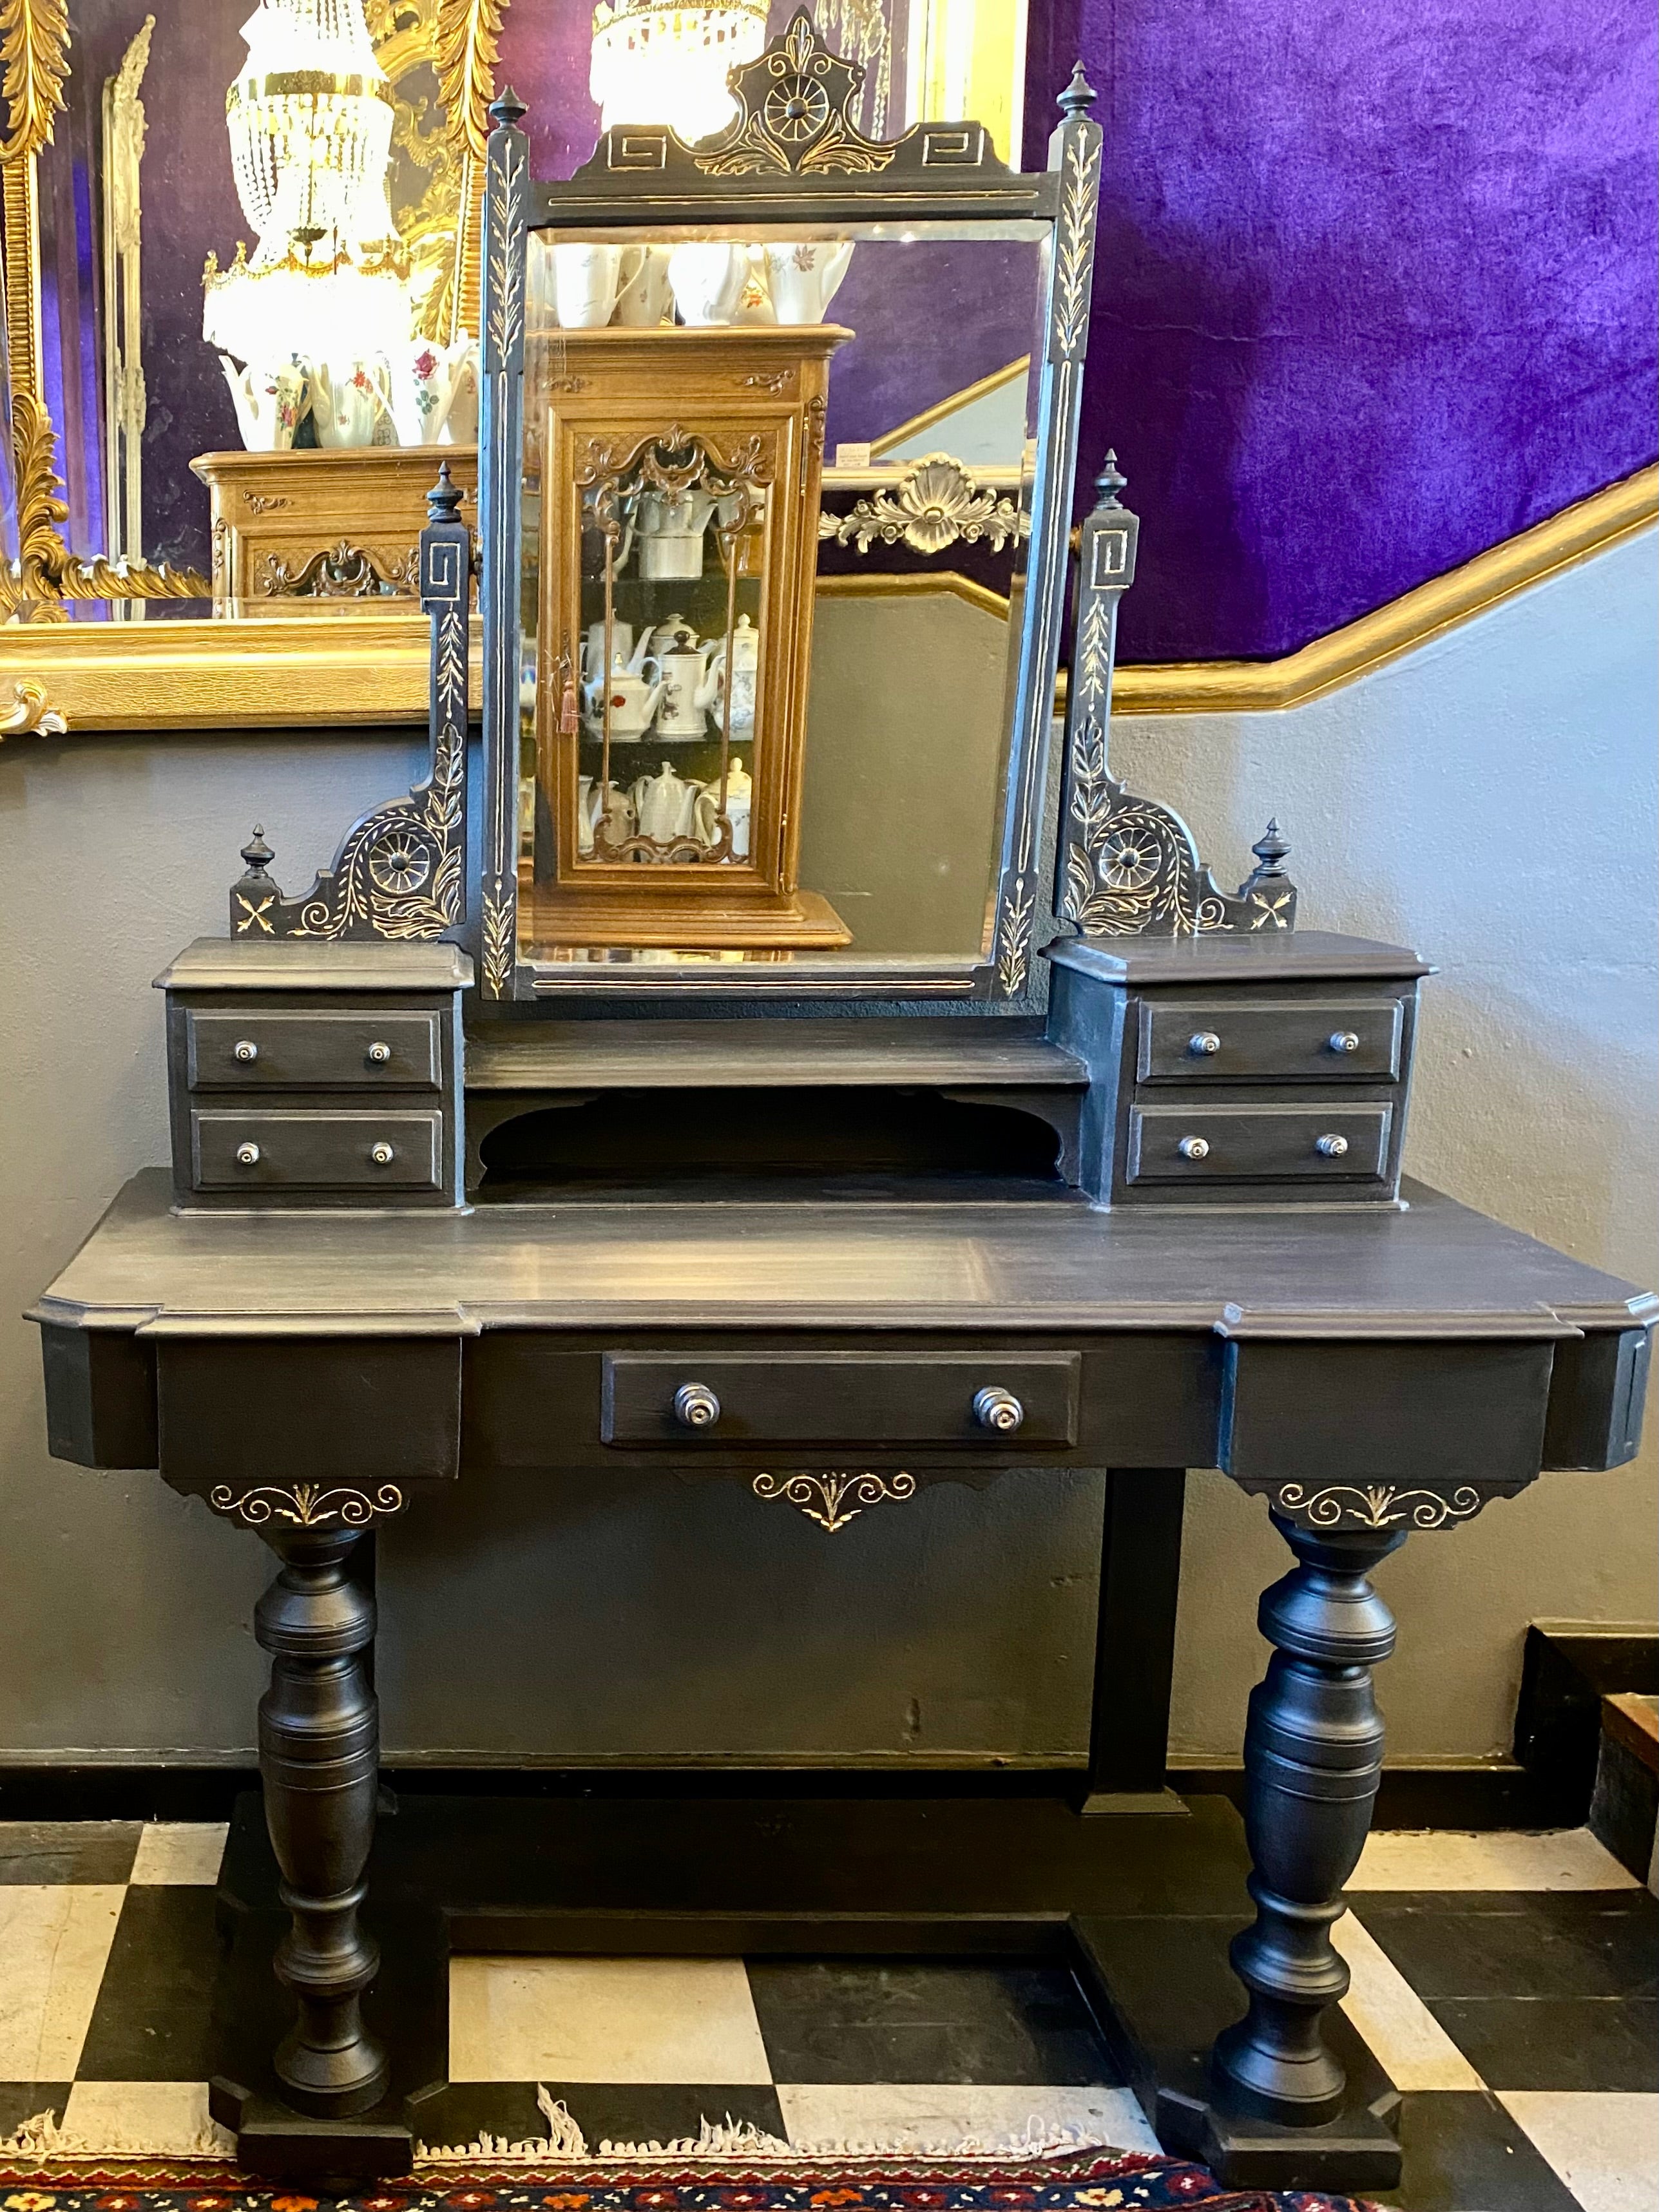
top-left (1137, 998), bottom-right (1403, 1082)
top-left (1127, 1102), bottom-right (1391, 1184)
top-left (601, 1351), bottom-right (1081, 1447)
top-left (191, 1108), bottom-right (443, 1191)
top-left (186, 1009), bottom-right (441, 1091)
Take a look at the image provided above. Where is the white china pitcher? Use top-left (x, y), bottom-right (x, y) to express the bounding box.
top-left (312, 358), bottom-right (391, 448)
top-left (762, 240), bottom-right (854, 323)
top-left (220, 356), bottom-right (311, 451)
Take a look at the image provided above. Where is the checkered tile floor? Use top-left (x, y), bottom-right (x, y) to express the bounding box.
top-left (1, 1818), bottom-right (1654, 2207)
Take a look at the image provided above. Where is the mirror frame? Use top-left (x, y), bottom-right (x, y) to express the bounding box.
top-left (1, 0), bottom-right (499, 725)
top-left (472, 15), bottom-right (1101, 1009)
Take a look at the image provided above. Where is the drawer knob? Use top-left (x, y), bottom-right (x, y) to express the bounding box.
top-left (1328, 1030), bottom-right (1361, 1054)
top-left (370, 1140), bottom-right (396, 1166)
top-left (233, 1040), bottom-right (259, 1063)
top-left (973, 1385), bottom-right (1024, 1435)
top-left (673, 1382), bottom-right (722, 1429)
top-left (1178, 1135), bottom-right (1210, 1161)
top-left (234, 1141), bottom-right (260, 1167)
top-left (367, 1041), bottom-right (393, 1065)
top-left (1188, 1031), bottom-right (1222, 1056)
top-left (1316, 1132), bottom-right (1349, 1158)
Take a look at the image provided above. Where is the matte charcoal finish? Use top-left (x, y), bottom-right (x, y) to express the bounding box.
top-left (1136, 998), bottom-right (1403, 1083)
top-left (160, 939), bottom-right (470, 1210)
top-left (599, 1351), bottom-right (1082, 1447)
top-left (1046, 935), bottom-right (1422, 1208)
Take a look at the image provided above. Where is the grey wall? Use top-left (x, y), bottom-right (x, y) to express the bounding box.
top-left (0, 524), bottom-right (1651, 1766)
top-left (1113, 524), bottom-right (1659, 1762)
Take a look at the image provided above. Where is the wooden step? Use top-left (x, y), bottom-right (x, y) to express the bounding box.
top-left (1604, 1692), bottom-right (1659, 1775)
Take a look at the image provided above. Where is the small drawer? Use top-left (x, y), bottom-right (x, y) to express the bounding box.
top-left (1137, 999), bottom-right (1402, 1083)
top-left (1127, 1103), bottom-right (1391, 1185)
top-left (191, 1109), bottom-right (443, 1192)
top-left (186, 1009), bottom-right (441, 1091)
top-left (601, 1352), bottom-right (1081, 1447)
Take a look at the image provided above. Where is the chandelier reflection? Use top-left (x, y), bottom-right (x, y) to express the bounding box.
top-left (589, 0), bottom-right (771, 142)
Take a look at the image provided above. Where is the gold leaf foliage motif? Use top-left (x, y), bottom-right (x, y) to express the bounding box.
top-left (433, 0), bottom-right (501, 162)
top-left (1063, 721), bottom-right (1228, 937)
top-left (0, 0), bottom-right (69, 162)
top-left (484, 124), bottom-right (524, 367)
top-left (1274, 1483), bottom-right (1484, 1532)
top-left (209, 1482), bottom-right (407, 1528)
top-left (751, 1470), bottom-right (917, 1533)
top-left (993, 879), bottom-right (1035, 996)
top-left (481, 888), bottom-right (515, 995)
top-left (695, 12), bottom-right (896, 178)
top-left (1052, 129), bottom-right (1101, 359)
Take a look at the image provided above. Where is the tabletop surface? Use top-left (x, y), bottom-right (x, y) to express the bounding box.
top-left (32, 1168), bottom-right (1657, 1339)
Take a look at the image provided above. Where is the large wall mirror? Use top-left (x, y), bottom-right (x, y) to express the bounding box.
top-left (1, 0), bottom-right (1030, 730)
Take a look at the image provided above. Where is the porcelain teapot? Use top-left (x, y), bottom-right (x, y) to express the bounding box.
top-left (630, 760), bottom-right (699, 844)
top-left (693, 756), bottom-right (753, 858)
top-left (220, 356), bottom-right (310, 451)
top-left (579, 650), bottom-right (667, 738)
top-left (638, 486), bottom-right (719, 580)
top-left (657, 639), bottom-right (722, 739)
top-left (311, 356), bottom-right (391, 448)
top-left (705, 613), bottom-right (760, 732)
top-left (578, 774), bottom-right (633, 854)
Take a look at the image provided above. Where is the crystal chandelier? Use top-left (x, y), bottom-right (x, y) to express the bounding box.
top-left (590, 0), bottom-right (771, 144)
top-left (204, 0), bottom-right (410, 369)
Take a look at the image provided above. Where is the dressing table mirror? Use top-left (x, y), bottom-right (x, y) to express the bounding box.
top-left (28, 12), bottom-right (1655, 2195)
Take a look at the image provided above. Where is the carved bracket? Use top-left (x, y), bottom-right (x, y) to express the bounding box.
top-left (752, 1469), bottom-right (917, 1531)
top-left (818, 452), bottom-right (1027, 555)
top-left (1055, 457), bottom-right (1301, 939)
top-left (227, 466), bottom-right (472, 942)
top-left (256, 539), bottom-right (423, 599)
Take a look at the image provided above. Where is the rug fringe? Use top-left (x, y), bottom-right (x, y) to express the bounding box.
top-left (414, 2093), bottom-right (1115, 2165)
top-left (0, 2112), bottom-right (231, 2161)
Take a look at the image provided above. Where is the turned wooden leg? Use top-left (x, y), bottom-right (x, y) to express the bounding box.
top-left (1212, 1512), bottom-right (1403, 2123)
top-left (254, 1527), bottom-right (388, 2116)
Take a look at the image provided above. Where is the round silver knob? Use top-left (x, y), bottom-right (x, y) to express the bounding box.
top-left (1316, 1132), bottom-right (1349, 1158)
top-left (1178, 1135), bottom-right (1210, 1161)
top-left (367, 1041), bottom-right (392, 1065)
top-left (370, 1140), bottom-right (396, 1166)
top-left (233, 1039), bottom-right (258, 1063)
top-left (1328, 1031), bottom-right (1361, 1054)
top-left (673, 1381), bottom-right (721, 1429)
top-left (1188, 1031), bottom-right (1222, 1056)
top-left (235, 1141), bottom-right (260, 1166)
top-left (973, 1385), bottom-right (1024, 1435)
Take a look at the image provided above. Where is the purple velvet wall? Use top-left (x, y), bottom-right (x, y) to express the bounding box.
top-left (36, 0), bottom-right (1657, 655)
top-left (1028, 0), bottom-right (1658, 662)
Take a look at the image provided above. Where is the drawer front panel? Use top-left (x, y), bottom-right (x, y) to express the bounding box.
top-left (186, 1009), bottom-right (441, 1092)
top-left (1127, 1103), bottom-right (1391, 1185)
top-left (191, 1109), bottom-right (443, 1192)
top-left (1138, 998), bottom-right (1403, 1083)
top-left (602, 1351), bottom-right (1081, 1447)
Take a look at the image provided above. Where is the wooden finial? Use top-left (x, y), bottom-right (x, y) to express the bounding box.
top-left (427, 461), bottom-right (465, 524)
top-left (239, 825), bottom-right (274, 877)
top-left (1097, 450), bottom-right (1127, 505)
top-left (490, 85), bottom-right (527, 129)
top-left (1059, 62), bottom-right (1097, 119)
top-left (1251, 819), bottom-right (1291, 877)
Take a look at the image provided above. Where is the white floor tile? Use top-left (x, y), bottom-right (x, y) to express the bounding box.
top-left (129, 1823), bottom-right (229, 1886)
top-left (775, 2082), bottom-right (1163, 2154)
top-left (1501, 2092), bottom-right (1659, 2212)
top-left (449, 1956), bottom-right (772, 2084)
top-left (1331, 1910), bottom-right (1483, 2090)
top-left (0, 1885), bottom-right (124, 2079)
top-left (1350, 1827), bottom-right (1640, 1891)
top-left (61, 2081), bottom-right (237, 2157)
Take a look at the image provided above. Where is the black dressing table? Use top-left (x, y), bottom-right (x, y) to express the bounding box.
top-left (32, 30), bottom-right (1654, 2195)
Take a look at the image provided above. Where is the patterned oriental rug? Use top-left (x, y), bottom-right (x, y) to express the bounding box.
top-left (0, 2143), bottom-right (1380, 2212)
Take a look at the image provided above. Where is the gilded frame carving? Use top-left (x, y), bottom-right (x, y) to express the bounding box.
top-left (1, 0), bottom-right (499, 720)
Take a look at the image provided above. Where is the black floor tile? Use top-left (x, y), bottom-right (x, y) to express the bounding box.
top-left (411, 2081), bottom-right (787, 2151)
top-left (74, 1884), bottom-right (222, 2081)
top-left (1428, 1994), bottom-right (1659, 2093)
top-left (1370, 2089), bottom-right (1581, 2211)
top-left (1354, 1887), bottom-right (1659, 2000)
top-left (0, 1820), bottom-right (140, 1885)
top-left (0, 2083), bottom-right (71, 2137)
top-left (745, 1959), bottom-right (1117, 2086)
